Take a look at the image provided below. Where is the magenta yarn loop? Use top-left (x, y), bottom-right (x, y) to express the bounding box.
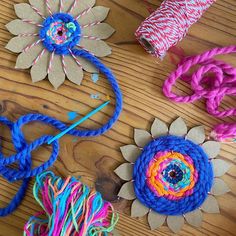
top-left (136, 0), bottom-right (215, 58)
top-left (163, 45), bottom-right (236, 142)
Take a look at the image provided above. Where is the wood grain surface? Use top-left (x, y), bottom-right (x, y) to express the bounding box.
top-left (0, 0), bottom-right (236, 235)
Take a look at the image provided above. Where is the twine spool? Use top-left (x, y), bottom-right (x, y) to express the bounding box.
top-left (136, 0), bottom-right (215, 58)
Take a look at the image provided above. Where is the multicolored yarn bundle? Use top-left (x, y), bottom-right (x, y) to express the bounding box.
top-left (135, 0), bottom-right (215, 58)
top-left (163, 45), bottom-right (236, 142)
top-left (24, 172), bottom-right (119, 236)
top-left (115, 117), bottom-right (231, 233)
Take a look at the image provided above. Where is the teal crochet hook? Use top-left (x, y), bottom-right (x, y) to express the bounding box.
top-left (48, 100), bottom-right (110, 144)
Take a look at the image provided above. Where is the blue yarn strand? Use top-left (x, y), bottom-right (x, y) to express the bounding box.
top-left (0, 48), bottom-right (123, 217)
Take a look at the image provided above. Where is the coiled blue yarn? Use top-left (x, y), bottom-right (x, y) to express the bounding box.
top-left (133, 136), bottom-right (213, 215)
top-left (0, 48), bottom-right (123, 216)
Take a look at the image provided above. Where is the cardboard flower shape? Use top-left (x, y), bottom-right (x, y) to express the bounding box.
top-left (115, 117), bottom-right (231, 233)
top-left (6, 0), bottom-right (115, 89)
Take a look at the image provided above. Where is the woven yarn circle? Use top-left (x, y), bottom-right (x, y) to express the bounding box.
top-left (40, 13), bottom-right (81, 55)
top-left (133, 135), bottom-right (213, 215)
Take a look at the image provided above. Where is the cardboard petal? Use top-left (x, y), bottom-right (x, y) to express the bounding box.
top-left (202, 141), bottom-right (221, 159)
top-left (201, 195), bottom-right (220, 213)
top-left (6, 36), bottom-right (38, 53)
top-left (211, 178), bottom-right (230, 196)
top-left (151, 118), bottom-right (168, 138)
top-left (131, 199), bottom-right (149, 218)
top-left (185, 209), bottom-right (202, 228)
top-left (78, 6), bottom-right (110, 26)
top-left (62, 0), bottom-right (75, 12)
top-left (148, 211), bottom-right (166, 230)
top-left (167, 215), bottom-right (184, 233)
top-left (14, 3), bottom-right (42, 22)
top-left (77, 56), bottom-right (98, 73)
top-left (120, 145), bottom-right (141, 163)
top-left (118, 181), bottom-right (136, 200)
top-left (29, 0), bottom-right (48, 17)
top-left (48, 55), bottom-right (65, 89)
top-left (134, 129), bottom-right (152, 148)
top-left (79, 39), bottom-right (111, 57)
top-left (186, 126), bottom-right (205, 144)
top-left (169, 117), bottom-right (188, 136)
top-left (50, 0), bottom-right (60, 14)
top-left (64, 56), bottom-right (84, 85)
top-left (70, 0), bottom-right (96, 17)
top-left (82, 23), bottom-right (115, 39)
top-left (212, 159), bottom-right (231, 177)
top-left (31, 50), bottom-right (50, 82)
top-left (6, 19), bottom-right (38, 35)
top-left (15, 44), bottom-right (44, 69)
top-left (111, 229), bottom-right (120, 236)
top-left (114, 163), bottom-right (133, 181)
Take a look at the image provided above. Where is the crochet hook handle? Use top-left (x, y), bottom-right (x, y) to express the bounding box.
top-left (48, 100), bottom-right (110, 144)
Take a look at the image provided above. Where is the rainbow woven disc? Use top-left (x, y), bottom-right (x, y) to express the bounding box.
top-left (133, 135), bottom-right (214, 215)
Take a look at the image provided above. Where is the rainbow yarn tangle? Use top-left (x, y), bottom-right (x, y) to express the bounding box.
top-left (24, 172), bottom-right (119, 236)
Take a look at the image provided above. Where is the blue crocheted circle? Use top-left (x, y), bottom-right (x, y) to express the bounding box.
top-left (39, 13), bottom-right (81, 55)
top-left (133, 135), bottom-right (214, 216)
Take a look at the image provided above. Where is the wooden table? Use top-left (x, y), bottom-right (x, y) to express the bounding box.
top-left (0, 0), bottom-right (236, 235)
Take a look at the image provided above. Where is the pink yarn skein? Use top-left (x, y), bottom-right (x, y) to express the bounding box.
top-left (136, 0), bottom-right (215, 58)
top-left (163, 45), bottom-right (236, 142)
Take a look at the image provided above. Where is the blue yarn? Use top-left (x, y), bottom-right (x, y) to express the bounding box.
top-left (1, 10), bottom-right (123, 217)
top-left (133, 135), bottom-right (214, 216)
top-left (0, 44), bottom-right (122, 217)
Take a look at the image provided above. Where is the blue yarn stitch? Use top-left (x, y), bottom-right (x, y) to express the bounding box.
top-left (0, 48), bottom-right (123, 217)
top-left (133, 135), bottom-right (214, 216)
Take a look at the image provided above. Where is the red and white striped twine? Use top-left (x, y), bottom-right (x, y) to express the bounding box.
top-left (59, 0), bottom-right (64, 13)
top-left (61, 55), bottom-right (68, 75)
top-left (31, 5), bottom-right (45, 19)
top-left (45, 0), bottom-right (53, 16)
top-left (81, 35), bottom-right (100, 40)
top-left (23, 39), bottom-right (43, 52)
top-left (69, 49), bottom-right (82, 68)
top-left (32, 48), bottom-right (46, 66)
top-left (135, 0), bottom-right (215, 58)
top-left (81, 21), bottom-right (100, 29)
top-left (22, 19), bottom-right (43, 27)
top-left (76, 7), bottom-right (92, 20)
top-left (68, 0), bottom-right (78, 14)
top-left (47, 50), bottom-right (55, 74)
